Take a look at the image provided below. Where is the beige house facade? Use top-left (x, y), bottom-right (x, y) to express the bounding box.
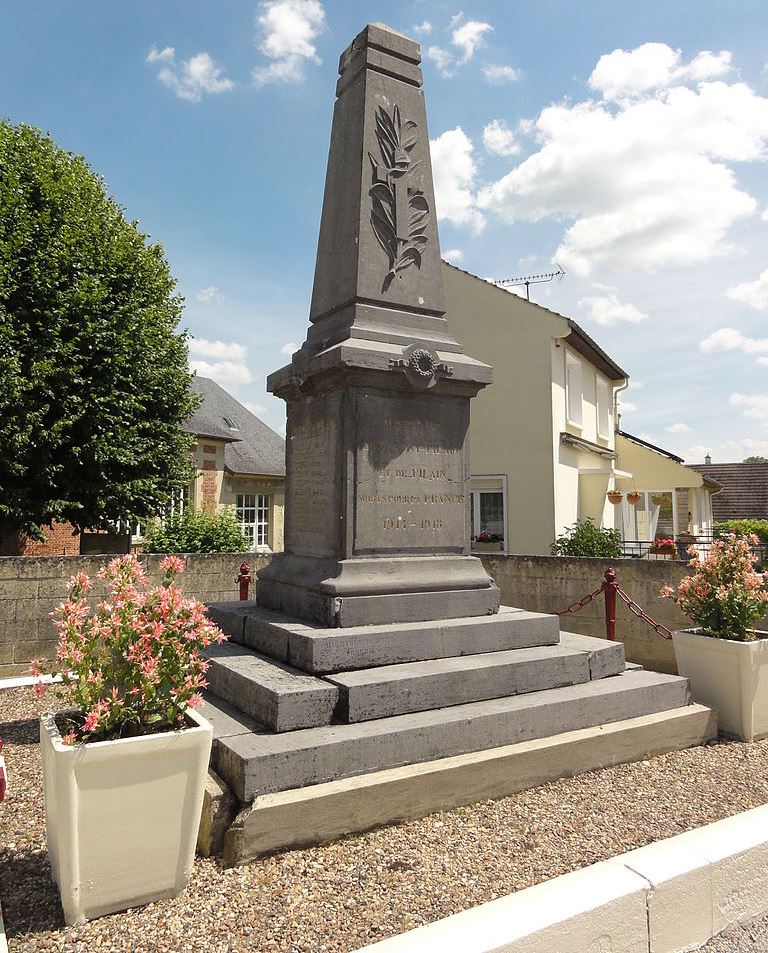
top-left (442, 263), bottom-right (715, 556)
top-left (181, 377), bottom-right (285, 553)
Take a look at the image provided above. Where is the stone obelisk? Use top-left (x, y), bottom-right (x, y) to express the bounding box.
top-left (257, 23), bottom-right (499, 627)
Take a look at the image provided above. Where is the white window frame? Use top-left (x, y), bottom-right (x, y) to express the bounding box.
top-left (596, 377), bottom-right (611, 440)
top-left (236, 493), bottom-right (271, 552)
top-left (469, 475), bottom-right (508, 554)
top-left (565, 352), bottom-right (583, 428)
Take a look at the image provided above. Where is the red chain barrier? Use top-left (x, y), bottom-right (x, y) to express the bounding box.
top-left (555, 567), bottom-right (672, 641)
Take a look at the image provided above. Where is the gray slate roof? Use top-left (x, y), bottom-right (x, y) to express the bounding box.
top-left (185, 377), bottom-right (285, 478)
top-left (689, 462), bottom-right (768, 521)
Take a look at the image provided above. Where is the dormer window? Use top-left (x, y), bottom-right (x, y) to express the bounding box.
top-left (223, 416), bottom-right (239, 431)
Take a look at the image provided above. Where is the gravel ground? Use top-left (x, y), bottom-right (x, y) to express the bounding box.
top-left (702, 917), bottom-right (768, 952)
top-left (4, 686), bottom-right (768, 953)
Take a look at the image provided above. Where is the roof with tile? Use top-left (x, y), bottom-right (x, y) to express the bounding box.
top-left (185, 377), bottom-right (285, 478)
top-left (688, 462), bottom-right (768, 520)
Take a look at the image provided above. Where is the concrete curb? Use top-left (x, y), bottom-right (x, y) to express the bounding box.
top-left (0, 901), bottom-right (8, 953)
top-left (354, 803), bottom-right (768, 953)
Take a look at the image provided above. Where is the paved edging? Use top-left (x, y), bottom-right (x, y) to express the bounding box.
top-left (355, 802), bottom-right (768, 953)
top-left (0, 900), bottom-right (8, 953)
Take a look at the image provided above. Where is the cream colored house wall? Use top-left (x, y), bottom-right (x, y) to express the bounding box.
top-left (442, 265), bottom-right (568, 554)
top-left (220, 476), bottom-right (285, 552)
top-left (553, 343), bottom-right (617, 536)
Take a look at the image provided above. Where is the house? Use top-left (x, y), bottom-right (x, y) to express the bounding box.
top-left (3, 377), bottom-right (286, 556)
top-left (689, 460), bottom-right (768, 523)
top-left (441, 263), bottom-right (716, 555)
top-left (614, 432), bottom-right (720, 553)
top-left (172, 376), bottom-right (286, 552)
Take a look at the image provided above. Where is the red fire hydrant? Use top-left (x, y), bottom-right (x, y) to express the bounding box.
top-left (236, 562), bottom-right (252, 601)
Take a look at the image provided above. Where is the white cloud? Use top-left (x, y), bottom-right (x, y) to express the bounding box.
top-left (762, 207), bottom-right (768, 222)
top-left (425, 45), bottom-right (454, 78)
top-left (430, 127), bottom-right (485, 233)
top-left (244, 402), bottom-right (267, 416)
top-left (666, 422), bottom-right (691, 433)
top-left (477, 44), bottom-right (768, 276)
top-left (699, 326), bottom-right (768, 356)
top-left (412, 21), bottom-right (432, 35)
top-left (195, 286), bottom-right (221, 303)
top-left (618, 400), bottom-right (638, 413)
top-left (482, 119), bottom-right (520, 157)
top-left (730, 393), bottom-right (768, 425)
top-left (189, 338), bottom-right (253, 388)
top-left (451, 19), bottom-right (493, 64)
top-left (147, 46), bottom-right (175, 65)
top-left (578, 292), bottom-right (648, 325)
top-left (442, 248), bottom-right (464, 264)
top-left (482, 64), bottom-right (521, 85)
top-left (146, 47), bottom-right (234, 102)
top-left (252, 0), bottom-right (325, 87)
top-left (726, 268), bottom-right (768, 311)
top-left (588, 43), bottom-right (733, 102)
top-left (188, 338), bottom-right (247, 361)
top-left (280, 341), bottom-right (298, 355)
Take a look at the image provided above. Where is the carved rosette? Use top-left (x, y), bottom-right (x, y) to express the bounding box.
top-left (390, 343), bottom-right (453, 389)
top-left (368, 105), bottom-right (430, 292)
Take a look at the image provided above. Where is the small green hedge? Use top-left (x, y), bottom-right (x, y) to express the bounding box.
top-left (551, 518), bottom-right (623, 558)
top-left (714, 519), bottom-right (768, 543)
top-left (142, 508), bottom-right (251, 554)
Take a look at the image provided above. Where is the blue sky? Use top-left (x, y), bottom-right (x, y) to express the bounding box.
top-left (3, 1), bottom-right (768, 462)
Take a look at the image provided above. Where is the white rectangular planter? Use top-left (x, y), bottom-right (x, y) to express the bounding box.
top-left (672, 629), bottom-right (768, 741)
top-left (40, 708), bottom-right (213, 926)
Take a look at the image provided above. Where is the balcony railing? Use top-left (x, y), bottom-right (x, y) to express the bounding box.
top-left (619, 535), bottom-right (765, 569)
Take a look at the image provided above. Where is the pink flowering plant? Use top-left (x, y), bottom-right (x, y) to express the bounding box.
top-left (31, 554), bottom-right (226, 744)
top-left (661, 534), bottom-right (768, 641)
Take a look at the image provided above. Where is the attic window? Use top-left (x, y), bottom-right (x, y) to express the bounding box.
top-left (223, 416), bottom-right (239, 431)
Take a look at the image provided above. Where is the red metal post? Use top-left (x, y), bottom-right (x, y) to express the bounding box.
top-left (236, 561), bottom-right (252, 601)
top-left (603, 567), bottom-right (618, 641)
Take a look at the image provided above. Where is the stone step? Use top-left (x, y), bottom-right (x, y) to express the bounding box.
top-left (206, 603), bottom-right (561, 674)
top-left (204, 642), bottom-right (338, 733)
top-left (221, 704), bottom-right (716, 864)
top-left (210, 668), bottom-right (690, 802)
top-left (326, 633), bottom-right (625, 723)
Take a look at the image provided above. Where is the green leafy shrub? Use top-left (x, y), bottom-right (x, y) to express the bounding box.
top-left (714, 520), bottom-right (768, 544)
top-left (551, 518), bottom-right (623, 557)
top-left (143, 508), bottom-right (250, 554)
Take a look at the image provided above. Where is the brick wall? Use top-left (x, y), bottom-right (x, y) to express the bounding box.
top-left (0, 523), bottom-right (81, 557)
top-left (0, 553), bottom-right (270, 677)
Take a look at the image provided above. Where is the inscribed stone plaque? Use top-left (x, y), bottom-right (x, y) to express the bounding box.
top-left (286, 395), bottom-right (341, 557)
top-left (354, 392), bottom-right (468, 555)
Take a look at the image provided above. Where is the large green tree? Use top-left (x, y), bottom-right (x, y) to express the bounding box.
top-left (0, 121), bottom-right (198, 539)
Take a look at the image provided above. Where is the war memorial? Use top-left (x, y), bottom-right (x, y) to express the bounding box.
top-left (204, 23), bottom-right (715, 866)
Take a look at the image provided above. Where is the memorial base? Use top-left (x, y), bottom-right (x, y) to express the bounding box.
top-left (257, 553), bottom-right (500, 627)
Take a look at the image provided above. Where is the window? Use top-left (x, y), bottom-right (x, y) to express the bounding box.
top-left (222, 416), bottom-right (239, 431)
top-left (236, 493), bottom-right (270, 550)
top-left (565, 354), bottom-right (583, 427)
top-left (596, 378), bottom-right (611, 439)
top-left (469, 477), bottom-right (507, 552)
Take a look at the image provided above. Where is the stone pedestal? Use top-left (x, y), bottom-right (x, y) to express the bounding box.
top-left (257, 23), bottom-right (498, 627)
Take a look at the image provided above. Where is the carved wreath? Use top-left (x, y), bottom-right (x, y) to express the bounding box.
top-left (368, 105), bottom-right (430, 292)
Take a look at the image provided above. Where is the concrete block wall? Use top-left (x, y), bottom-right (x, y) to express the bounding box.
top-left (479, 554), bottom-right (768, 675)
top-left (0, 553), bottom-right (270, 676)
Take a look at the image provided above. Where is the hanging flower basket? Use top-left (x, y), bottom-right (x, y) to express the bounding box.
top-left (627, 491), bottom-right (641, 505)
top-left (651, 494), bottom-right (665, 507)
top-left (607, 491), bottom-right (623, 505)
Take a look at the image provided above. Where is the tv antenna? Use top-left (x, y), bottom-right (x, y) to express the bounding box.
top-left (495, 264), bottom-right (565, 301)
